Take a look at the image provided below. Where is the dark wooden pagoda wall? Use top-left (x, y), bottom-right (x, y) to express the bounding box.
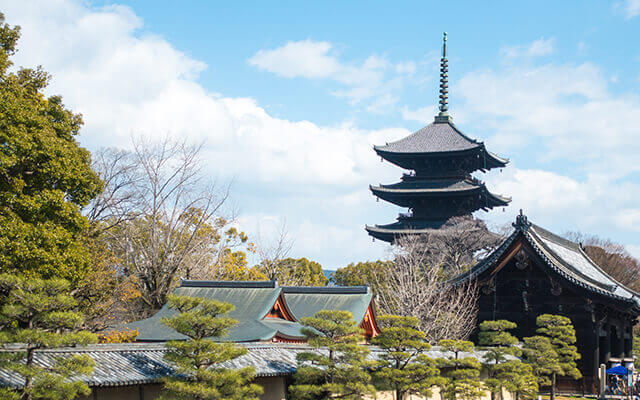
top-left (474, 242), bottom-right (635, 393)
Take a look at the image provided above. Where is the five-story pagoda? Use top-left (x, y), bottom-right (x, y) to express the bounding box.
top-left (366, 33), bottom-right (510, 242)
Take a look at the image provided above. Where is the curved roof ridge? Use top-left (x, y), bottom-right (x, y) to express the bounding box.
top-left (528, 224), bottom-right (639, 300)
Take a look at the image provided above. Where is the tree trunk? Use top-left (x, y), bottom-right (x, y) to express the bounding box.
top-left (551, 373), bottom-right (556, 400)
top-left (22, 347), bottom-right (34, 400)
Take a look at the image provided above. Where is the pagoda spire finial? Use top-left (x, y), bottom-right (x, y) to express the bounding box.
top-left (435, 32), bottom-right (452, 123)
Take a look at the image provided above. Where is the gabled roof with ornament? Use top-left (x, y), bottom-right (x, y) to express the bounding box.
top-left (449, 211), bottom-right (640, 310)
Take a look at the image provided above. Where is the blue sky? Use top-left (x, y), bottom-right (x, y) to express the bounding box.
top-left (2, 0), bottom-right (640, 268)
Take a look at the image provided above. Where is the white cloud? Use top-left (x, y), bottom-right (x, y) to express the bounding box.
top-left (248, 39), bottom-right (423, 107)
top-left (401, 105), bottom-right (436, 122)
top-left (484, 167), bottom-right (640, 235)
top-left (457, 61), bottom-right (640, 176)
top-left (618, 0), bottom-right (640, 18)
top-left (6, 1), bottom-right (640, 267)
top-left (2, 1), bottom-right (409, 187)
top-left (501, 38), bottom-right (555, 59)
top-left (627, 244), bottom-right (640, 259)
top-left (0, 0), bottom-right (406, 267)
top-left (248, 40), bottom-right (340, 79)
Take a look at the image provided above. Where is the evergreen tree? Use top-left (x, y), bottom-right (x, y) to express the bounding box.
top-left (478, 320), bottom-right (537, 400)
top-left (160, 295), bottom-right (262, 400)
top-left (0, 274), bottom-right (97, 400)
top-left (493, 361), bottom-right (539, 400)
top-left (522, 336), bottom-right (561, 397)
top-left (436, 340), bottom-right (485, 400)
top-left (371, 315), bottom-right (442, 400)
top-left (0, 14), bottom-right (102, 284)
top-left (290, 310), bottom-right (376, 400)
top-left (524, 314), bottom-right (580, 400)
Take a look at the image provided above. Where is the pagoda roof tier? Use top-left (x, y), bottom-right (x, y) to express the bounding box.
top-left (373, 120), bottom-right (508, 172)
top-left (366, 219), bottom-right (449, 242)
top-left (370, 178), bottom-right (511, 209)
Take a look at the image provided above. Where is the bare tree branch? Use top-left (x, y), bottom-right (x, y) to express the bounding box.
top-left (254, 220), bottom-right (294, 280)
top-left (90, 136), bottom-right (237, 314)
top-left (373, 232), bottom-right (479, 343)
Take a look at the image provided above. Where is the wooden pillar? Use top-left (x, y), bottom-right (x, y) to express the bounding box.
top-left (624, 323), bottom-right (633, 358)
top-left (603, 323), bottom-right (611, 365)
top-left (592, 323), bottom-right (600, 379)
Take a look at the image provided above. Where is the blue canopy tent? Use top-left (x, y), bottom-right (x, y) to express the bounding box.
top-left (607, 365), bottom-right (629, 375)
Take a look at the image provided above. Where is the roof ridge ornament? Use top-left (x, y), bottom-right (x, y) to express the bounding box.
top-left (435, 32), bottom-right (452, 124)
top-left (513, 209), bottom-right (531, 229)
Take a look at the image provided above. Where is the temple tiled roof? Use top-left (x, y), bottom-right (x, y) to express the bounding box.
top-left (450, 212), bottom-right (640, 308)
top-left (374, 121), bottom-right (480, 154)
top-left (0, 343), bottom-right (514, 389)
top-left (126, 280), bottom-right (375, 342)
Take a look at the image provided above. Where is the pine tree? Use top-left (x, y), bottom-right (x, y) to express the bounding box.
top-left (159, 295), bottom-right (262, 400)
top-left (493, 361), bottom-right (539, 400)
top-left (290, 310), bottom-right (376, 400)
top-left (523, 336), bottom-right (561, 397)
top-left (436, 340), bottom-right (485, 400)
top-left (371, 315), bottom-right (442, 400)
top-left (524, 314), bottom-right (581, 400)
top-left (478, 320), bottom-right (537, 400)
top-left (0, 274), bottom-right (97, 400)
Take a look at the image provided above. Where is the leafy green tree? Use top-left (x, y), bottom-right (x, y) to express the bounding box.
top-left (275, 257), bottom-right (328, 286)
top-left (0, 14), bottom-right (102, 284)
top-left (253, 257), bottom-right (328, 286)
top-left (160, 295), bottom-right (262, 400)
top-left (331, 261), bottom-right (392, 291)
top-left (290, 310), bottom-right (376, 400)
top-left (479, 320), bottom-right (537, 400)
top-left (436, 340), bottom-right (485, 400)
top-left (524, 314), bottom-right (580, 400)
top-left (0, 274), bottom-right (97, 400)
top-left (371, 315), bottom-right (442, 400)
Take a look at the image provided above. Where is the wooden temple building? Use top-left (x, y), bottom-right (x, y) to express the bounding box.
top-left (451, 211), bottom-right (640, 394)
top-left (366, 33), bottom-right (510, 242)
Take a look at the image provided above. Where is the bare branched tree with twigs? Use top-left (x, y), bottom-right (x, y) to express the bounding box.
top-left (85, 148), bottom-right (141, 234)
top-left (373, 229), bottom-right (481, 343)
top-left (253, 220), bottom-right (294, 280)
top-left (418, 216), bottom-right (504, 273)
top-left (89, 137), bottom-right (241, 314)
